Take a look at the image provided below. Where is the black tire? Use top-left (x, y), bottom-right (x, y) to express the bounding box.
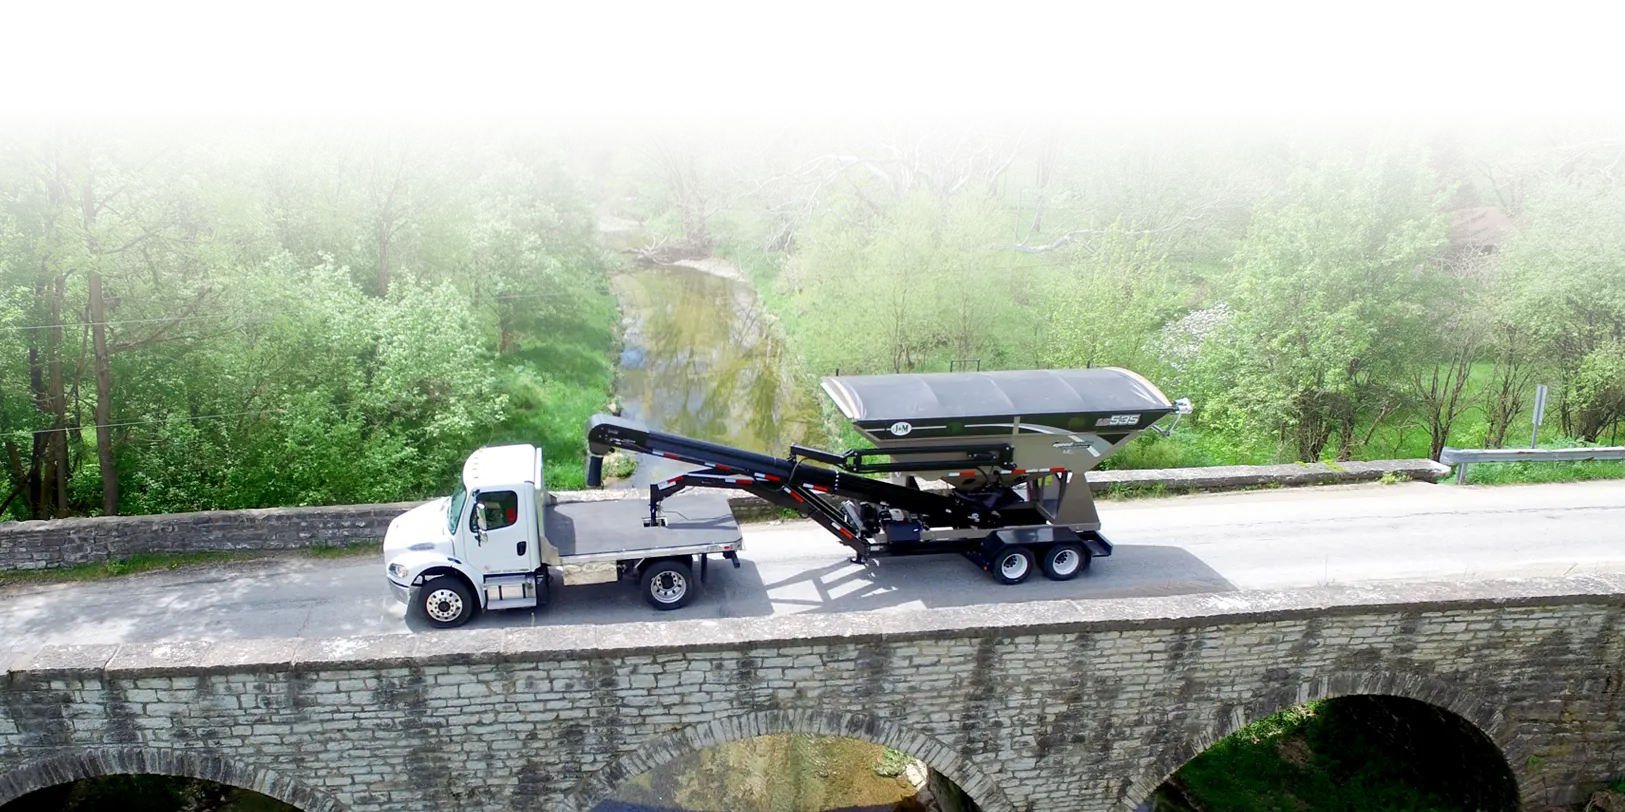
top-left (991, 546), bottom-right (1035, 585)
top-left (1041, 543), bottom-right (1088, 581)
top-left (641, 559), bottom-right (697, 610)
top-left (412, 574), bottom-right (477, 629)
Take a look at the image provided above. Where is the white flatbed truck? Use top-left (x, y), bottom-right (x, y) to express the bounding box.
top-left (383, 443), bottom-right (742, 628)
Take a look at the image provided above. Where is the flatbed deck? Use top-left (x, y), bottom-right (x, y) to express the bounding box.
top-left (544, 492), bottom-right (741, 563)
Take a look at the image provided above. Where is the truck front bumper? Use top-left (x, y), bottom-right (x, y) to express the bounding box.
top-left (387, 578), bottom-right (412, 604)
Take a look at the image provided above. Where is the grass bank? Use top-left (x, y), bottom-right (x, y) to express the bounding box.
top-left (486, 281), bottom-right (620, 491)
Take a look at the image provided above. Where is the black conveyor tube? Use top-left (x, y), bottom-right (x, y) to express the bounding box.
top-left (584, 414), bottom-right (992, 530)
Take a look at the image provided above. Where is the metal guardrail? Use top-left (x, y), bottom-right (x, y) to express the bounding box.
top-left (1439, 446), bottom-right (1625, 484)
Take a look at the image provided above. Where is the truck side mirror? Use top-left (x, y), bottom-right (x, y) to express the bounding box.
top-left (474, 501), bottom-right (489, 544)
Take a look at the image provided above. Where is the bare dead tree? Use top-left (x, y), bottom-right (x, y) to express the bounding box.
top-left (1534, 107), bottom-right (1625, 182)
top-left (536, 107), bottom-right (611, 164)
top-left (1483, 323), bottom-right (1533, 449)
top-left (750, 106), bottom-right (1046, 211)
top-left (992, 199), bottom-right (1222, 254)
top-left (1413, 332), bottom-right (1480, 460)
top-left (617, 110), bottom-right (721, 240)
top-left (471, 105), bottom-right (520, 142)
top-left (366, 140), bottom-right (439, 298)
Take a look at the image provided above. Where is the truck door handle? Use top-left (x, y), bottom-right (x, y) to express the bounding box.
top-left (517, 541), bottom-right (527, 557)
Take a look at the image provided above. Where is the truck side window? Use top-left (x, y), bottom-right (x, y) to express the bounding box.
top-left (475, 491), bottom-right (520, 531)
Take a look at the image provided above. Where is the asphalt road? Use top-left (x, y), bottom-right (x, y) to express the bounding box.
top-left (4, 479), bottom-right (1623, 653)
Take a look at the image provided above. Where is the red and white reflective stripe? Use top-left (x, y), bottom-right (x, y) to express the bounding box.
top-left (955, 470), bottom-right (980, 478)
top-left (1005, 467), bottom-right (1068, 475)
top-left (760, 474), bottom-right (782, 482)
top-left (808, 485), bottom-right (830, 493)
top-left (725, 476), bottom-right (752, 484)
top-left (654, 451), bottom-right (681, 460)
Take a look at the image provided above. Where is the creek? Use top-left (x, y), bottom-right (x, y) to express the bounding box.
top-left (598, 254), bottom-right (930, 811)
top-left (609, 260), bottom-right (819, 483)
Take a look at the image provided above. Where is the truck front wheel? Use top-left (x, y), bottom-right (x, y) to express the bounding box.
top-left (413, 575), bottom-right (477, 629)
top-left (641, 559), bottom-right (696, 610)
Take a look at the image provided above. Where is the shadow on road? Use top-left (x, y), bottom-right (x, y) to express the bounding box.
top-left (755, 544), bottom-right (1237, 615)
top-left (409, 543), bottom-right (1235, 633)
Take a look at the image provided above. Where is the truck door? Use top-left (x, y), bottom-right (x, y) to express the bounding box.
top-left (468, 489), bottom-right (538, 575)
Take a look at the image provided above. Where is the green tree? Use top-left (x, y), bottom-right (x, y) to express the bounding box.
top-left (1198, 151), bottom-right (1449, 462)
top-left (1041, 225), bottom-right (1181, 374)
top-left (477, 120), bottom-right (617, 349)
top-left (787, 187), bottom-right (1027, 375)
top-left (1495, 178), bottom-right (1625, 441)
top-left (116, 255), bottom-right (506, 513)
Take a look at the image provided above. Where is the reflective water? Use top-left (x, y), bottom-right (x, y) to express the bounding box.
top-left (599, 260), bottom-right (922, 812)
top-left (611, 262), bottom-right (820, 485)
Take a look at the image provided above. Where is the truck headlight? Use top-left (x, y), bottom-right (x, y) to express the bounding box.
top-left (388, 563), bottom-right (409, 580)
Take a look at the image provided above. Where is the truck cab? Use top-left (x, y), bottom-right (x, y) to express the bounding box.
top-left (384, 444), bottom-right (554, 627)
top-left (384, 442), bottom-right (744, 628)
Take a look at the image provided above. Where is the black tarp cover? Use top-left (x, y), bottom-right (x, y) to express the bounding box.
top-left (821, 368), bottom-right (1172, 423)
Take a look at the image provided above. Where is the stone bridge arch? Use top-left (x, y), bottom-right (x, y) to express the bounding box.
top-left (563, 707), bottom-right (1016, 812)
top-left (0, 747), bottom-right (352, 812)
top-left (1119, 670), bottom-right (1524, 811)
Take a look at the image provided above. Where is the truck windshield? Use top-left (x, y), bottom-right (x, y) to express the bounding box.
top-left (447, 483), bottom-right (468, 536)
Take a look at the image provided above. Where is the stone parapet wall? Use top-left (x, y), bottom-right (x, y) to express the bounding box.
top-left (0, 502), bottom-right (421, 572)
top-left (0, 459), bottom-right (1453, 572)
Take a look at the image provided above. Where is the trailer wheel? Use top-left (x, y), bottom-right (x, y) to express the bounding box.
top-left (412, 574), bottom-right (477, 629)
top-left (992, 546), bottom-right (1035, 585)
top-left (641, 559), bottom-right (696, 610)
top-left (1041, 543), bottom-right (1087, 581)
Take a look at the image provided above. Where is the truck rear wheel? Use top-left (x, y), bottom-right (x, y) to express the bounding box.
top-left (641, 559), bottom-right (696, 610)
top-left (1041, 543), bottom-right (1087, 581)
top-left (412, 575), bottom-right (477, 629)
top-left (992, 546), bottom-right (1035, 585)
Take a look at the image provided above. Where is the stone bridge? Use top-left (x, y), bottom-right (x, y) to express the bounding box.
top-left (2, 575), bottom-right (1622, 811)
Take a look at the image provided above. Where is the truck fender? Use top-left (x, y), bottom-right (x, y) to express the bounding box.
top-left (387, 551), bottom-right (486, 608)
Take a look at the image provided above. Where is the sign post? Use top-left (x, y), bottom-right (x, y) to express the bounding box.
top-left (1531, 384), bottom-right (1549, 448)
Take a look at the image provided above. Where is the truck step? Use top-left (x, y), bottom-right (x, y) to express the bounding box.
top-left (487, 596), bottom-right (541, 610)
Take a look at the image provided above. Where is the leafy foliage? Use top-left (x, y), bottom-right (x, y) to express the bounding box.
top-left (1193, 151), bottom-right (1449, 462)
top-left (1042, 225), bottom-right (1182, 373)
top-left (1163, 697), bottom-right (1517, 812)
top-left (0, 125), bottom-right (614, 518)
top-left (477, 119), bottom-right (617, 345)
top-left (773, 187), bottom-right (1034, 376)
top-left (1493, 179), bottom-right (1625, 441)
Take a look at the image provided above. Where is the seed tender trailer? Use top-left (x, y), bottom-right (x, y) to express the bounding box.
top-left (586, 367), bottom-right (1188, 586)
